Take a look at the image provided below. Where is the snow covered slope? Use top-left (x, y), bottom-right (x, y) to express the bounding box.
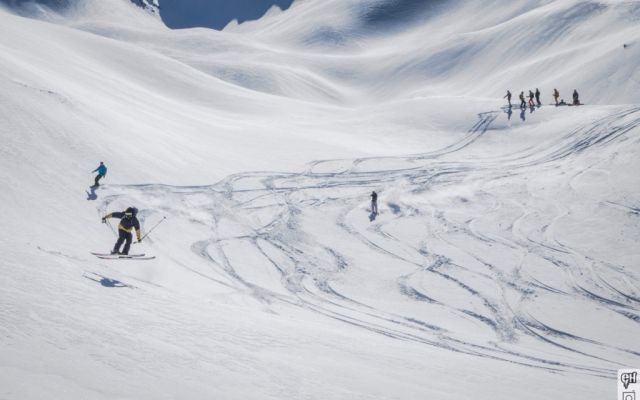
top-left (0, 0), bottom-right (639, 399)
top-left (229, 0), bottom-right (640, 104)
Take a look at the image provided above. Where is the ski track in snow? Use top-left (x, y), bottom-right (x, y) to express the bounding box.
top-left (97, 106), bottom-right (640, 377)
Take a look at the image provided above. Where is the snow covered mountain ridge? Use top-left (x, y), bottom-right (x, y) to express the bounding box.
top-left (1, 0), bottom-right (159, 17)
top-left (0, 1), bottom-right (639, 399)
top-left (9, 0), bottom-right (639, 105)
top-left (1, 0), bottom-right (292, 29)
top-left (130, 0), bottom-right (158, 13)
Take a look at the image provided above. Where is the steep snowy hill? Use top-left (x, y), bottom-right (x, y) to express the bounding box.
top-left (0, 0), bottom-right (639, 399)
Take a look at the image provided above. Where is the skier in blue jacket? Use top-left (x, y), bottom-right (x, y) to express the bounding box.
top-left (92, 162), bottom-right (107, 187)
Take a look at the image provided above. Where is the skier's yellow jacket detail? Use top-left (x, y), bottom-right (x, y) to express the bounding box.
top-left (103, 207), bottom-right (142, 241)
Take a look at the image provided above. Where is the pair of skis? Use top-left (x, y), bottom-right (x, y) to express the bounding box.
top-left (91, 252), bottom-right (156, 260)
top-left (94, 216), bottom-right (166, 261)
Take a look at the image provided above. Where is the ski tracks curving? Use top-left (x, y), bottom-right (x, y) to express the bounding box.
top-left (98, 107), bottom-right (640, 376)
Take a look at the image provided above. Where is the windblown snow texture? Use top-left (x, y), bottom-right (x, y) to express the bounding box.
top-left (358, 0), bottom-right (454, 30)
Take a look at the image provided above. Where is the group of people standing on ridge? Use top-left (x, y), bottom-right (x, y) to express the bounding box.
top-left (504, 88), bottom-right (581, 108)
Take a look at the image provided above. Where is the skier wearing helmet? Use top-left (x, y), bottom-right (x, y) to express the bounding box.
top-left (102, 207), bottom-right (142, 255)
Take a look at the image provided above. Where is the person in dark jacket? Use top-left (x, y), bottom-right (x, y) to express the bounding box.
top-left (92, 162), bottom-right (107, 187)
top-left (504, 90), bottom-right (512, 107)
top-left (553, 88), bottom-right (560, 106)
top-left (102, 207), bottom-right (142, 255)
top-left (370, 191), bottom-right (378, 215)
top-left (535, 88), bottom-right (541, 106)
top-left (519, 91), bottom-right (526, 108)
top-left (572, 89), bottom-right (580, 105)
top-left (528, 90), bottom-right (535, 107)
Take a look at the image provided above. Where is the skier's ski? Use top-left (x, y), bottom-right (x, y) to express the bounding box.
top-left (95, 255), bottom-right (155, 260)
top-left (91, 252), bottom-right (145, 257)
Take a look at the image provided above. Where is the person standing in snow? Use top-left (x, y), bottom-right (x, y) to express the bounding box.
top-left (528, 90), bottom-right (535, 107)
top-left (519, 91), bottom-right (526, 108)
top-left (370, 191), bottom-right (378, 215)
top-left (553, 88), bottom-right (560, 106)
top-left (102, 207), bottom-right (142, 255)
top-left (572, 89), bottom-right (580, 105)
top-left (535, 88), bottom-right (541, 106)
top-left (504, 90), bottom-right (512, 107)
top-left (92, 161), bottom-right (107, 187)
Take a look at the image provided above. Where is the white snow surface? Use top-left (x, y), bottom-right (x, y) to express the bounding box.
top-left (1, 0), bottom-right (639, 399)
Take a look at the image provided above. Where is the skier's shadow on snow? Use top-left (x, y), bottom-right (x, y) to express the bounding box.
top-left (86, 186), bottom-right (98, 201)
top-left (504, 107), bottom-right (513, 120)
top-left (369, 211), bottom-right (377, 222)
top-left (84, 274), bottom-right (127, 288)
top-left (520, 107), bottom-right (526, 121)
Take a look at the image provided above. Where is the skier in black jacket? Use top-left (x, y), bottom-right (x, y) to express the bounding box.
top-left (504, 90), bottom-right (512, 107)
top-left (519, 91), bottom-right (526, 108)
top-left (370, 191), bottom-right (378, 215)
top-left (102, 207), bottom-right (142, 255)
top-left (572, 89), bottom-right (580, 105)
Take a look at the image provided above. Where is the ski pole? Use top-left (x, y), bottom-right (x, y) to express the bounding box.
top-left (139, 216), bottom-right (166, 242)
top-left (104, 218), bottom-right (116, 235)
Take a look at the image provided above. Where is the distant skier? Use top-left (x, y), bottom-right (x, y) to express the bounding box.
top-left (370, 191), bottom-right (378, 215)
top-left (102, 207), bottom-right (142, 255)
top-left (528, 90), bottom-right (535, 107)
top-left (553, 88), bottom-right (560, 106)
top-left (572, 89), bottom-right (580, 105)
top-left (519, 91), bottom-right (526, 108)
top-left (92, 161), bottom-right (107, 187)
top-left (504, 90), bottom-right (512, 107)
top-left (535, 88), bottom-right (541, 106)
